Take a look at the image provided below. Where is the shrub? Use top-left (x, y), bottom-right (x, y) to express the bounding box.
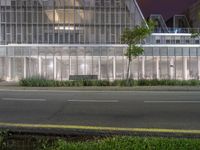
top-left (112, 80), bottom-right (123, 86)
top-left (19, 77), bottom-right (200, 87)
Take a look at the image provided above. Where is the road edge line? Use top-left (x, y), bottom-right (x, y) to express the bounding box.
top-left (0, 122), bottom-right (200, 134)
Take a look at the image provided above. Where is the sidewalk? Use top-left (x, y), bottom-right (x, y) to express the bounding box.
top-left (1, 81), bottom-right (200, 91)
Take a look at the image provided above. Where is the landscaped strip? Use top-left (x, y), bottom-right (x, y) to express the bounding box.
top-left (42, 136), bottom-right (200, 150)
top-left (19, 77), bottom-right (200, 87)
top-left (1, 133), bottom-right (200, 150)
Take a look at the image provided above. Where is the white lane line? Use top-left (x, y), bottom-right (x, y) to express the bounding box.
top-left (144, 101), bottom-right (200, 103)
top-left (1, 98), bottom-right (46, 101)
top-left (68, 100), bottom-right (119, 103)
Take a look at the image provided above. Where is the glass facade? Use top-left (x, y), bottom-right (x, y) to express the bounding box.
top-left (0, 45), bottom-right (200, 81)
top-left (0, 0), bottom-right (143, 45)
top-left (0, 0), bottom-right (200, 81)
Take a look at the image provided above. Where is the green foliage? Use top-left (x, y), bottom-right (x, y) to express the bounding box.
top-left (19, 77), bottom-right (200, 87)
top-left (1, 133), bottom-right (200, 150)
top-left (191, 28), bottom-right (200, 38)
top-left (44, 136), bottom-right (200, 150)
top-left (124, 46), bottom-right (144, 61)
top-left (121, 20), bottom-right (155, 46)
top-left (0, 130), bottom-right (11, 150)
top-left (191, 32), bottom-right (200, 38)
top-left (121, 20), bottom-right (155, 80)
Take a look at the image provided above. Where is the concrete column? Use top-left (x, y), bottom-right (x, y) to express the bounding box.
top-left (183, 57), bottom-right (188, 80)
top-left (24, 57), bottom-right (26, 78)
top-left (69, 57), bottom-right (71, 75)
top-left (7, 57), bottom-right (11, 81)
top-left (198, 57), bottom-right (200, 80)
top-left (156, 57), bottom-right (160, 79)
top-left (61, 56), bottom-right (63, 81)
top-left (84, 56), bottom-right (86, 75)
top-left (38, 57), bottom-right (41, 76)
top-left (113, 57), bottom-right (116, 80)
top-left (98, 58), bottom-right (101, 80)
top-left (142, 56), bottom-right (145, 79)
top-left (53, 57), bottom-right (57, 80)
top-left (169, 58), bottom-right (174, 79)
top-left (85, 59), bottom-right (87, 75)
top-left (84, 64), bottom-right (87, 75)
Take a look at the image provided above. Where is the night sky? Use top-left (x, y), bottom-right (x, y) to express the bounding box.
top-left (138, 0), bottom-right (198, 20)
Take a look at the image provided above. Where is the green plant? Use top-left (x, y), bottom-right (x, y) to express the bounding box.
top-left (121, 20), bottom-right (155, 81)
top-left (43, 136), bottom-right (200, 150)
top-left (19, 77), bottom-right (200, 87)
top-left (0, 130), bottom-right (11, 150)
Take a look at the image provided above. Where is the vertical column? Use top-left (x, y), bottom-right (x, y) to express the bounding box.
top-left (85, 62), bottom-right (87, 75)
top-left (156, 57), bottom-right (160, 79)
top-left (53, 56), bottom-right (57, 80)
top-left (1, 58), bottom-right (4, 80)
top-left (142, 56), bottom-right (145, 79)
top-left (24, 57), bottom-right (26, 78)
top-left (84, 50), bottom-right (86, 75)
top-left (113, 57), bottom-right (116, 80)
top-left (61, 55), bottom-right (63, 81)
top-left (183, 57), bottom-right (188, 80)
top-left (169, 57), bottom-right (174, 79)
top-left (38, 56), bottom-right (42, 76)
top-left (69, 57), bottom-right (72, 75)
top-left (7, 58), bottom-right (11, 81)
top-left (98, 57), bottom-right (101, 80)
top-left (198, 56), bottom-right (200, 80)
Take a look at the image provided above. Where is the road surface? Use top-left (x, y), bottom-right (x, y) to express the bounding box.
top-left (0, 90), bottom-right (200, 132)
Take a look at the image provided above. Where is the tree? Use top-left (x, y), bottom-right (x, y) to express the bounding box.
top-left (191, 11), bottom-right (200, 38)
top-left (121, 20), bottom-right (155, 82)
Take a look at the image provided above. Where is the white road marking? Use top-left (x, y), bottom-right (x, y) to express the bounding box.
top-left (144, 101), bottom-right (200, 103)
top-left (1, 98), bottom-right (46, 101)
top-left (68, 100), bottom-right (119, 103)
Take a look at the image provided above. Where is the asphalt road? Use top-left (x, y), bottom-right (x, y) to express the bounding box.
top-left (0, 90), bottom-right (200, 130)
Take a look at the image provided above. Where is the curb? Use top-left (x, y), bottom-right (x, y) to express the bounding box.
top-left (1, 86), bottom-right (200, 91)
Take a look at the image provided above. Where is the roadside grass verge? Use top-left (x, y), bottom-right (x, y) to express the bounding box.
top-left (19, 77), bottom-right (200, 87)
top-left (45, 136), bottom-right (200, 150)
top-left (1, 133), bottom-right (200, 150)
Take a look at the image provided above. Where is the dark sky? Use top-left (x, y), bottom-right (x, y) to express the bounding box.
top-left (137, 0), bottom-right (198, 20)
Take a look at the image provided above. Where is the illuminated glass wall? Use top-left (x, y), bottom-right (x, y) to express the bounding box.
top-left (0, 46), bottom-right (200, 81)
top-left (0, 0), bottom-right (144, 45)
top-left (0, 0), bottom-right (200, 81)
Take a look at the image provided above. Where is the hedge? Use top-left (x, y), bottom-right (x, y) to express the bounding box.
top-left (19, 77), bottom-right (200, 87)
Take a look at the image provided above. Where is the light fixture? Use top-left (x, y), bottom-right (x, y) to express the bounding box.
top-left (55, 26), bottom-right (77, 31)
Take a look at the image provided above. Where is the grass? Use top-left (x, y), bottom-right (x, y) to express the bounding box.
top-left (45, 136), bottom-right (200, 150)
top-left (19, 77), bottom-right (200, 87)
top-left (1, 133), bottom-right (200, 150)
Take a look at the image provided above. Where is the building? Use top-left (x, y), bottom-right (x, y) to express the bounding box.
top-left (0, 0), bottom-right (200, 81)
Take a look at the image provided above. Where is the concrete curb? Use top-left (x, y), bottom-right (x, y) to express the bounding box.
top-left (1, 85), bottom-right (200, 91)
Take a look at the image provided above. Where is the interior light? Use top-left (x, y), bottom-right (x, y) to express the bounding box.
top-left (55, 26), bottom-right (76, 31)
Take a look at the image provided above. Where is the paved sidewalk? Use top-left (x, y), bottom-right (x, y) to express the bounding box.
top-left (1, 81), bottom-right (200, 91)
top-left (0, 81), bottom-right (19, 86)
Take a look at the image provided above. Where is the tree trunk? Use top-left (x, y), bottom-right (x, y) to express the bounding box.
top-left (126, 58), bottom-right (131, 85)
